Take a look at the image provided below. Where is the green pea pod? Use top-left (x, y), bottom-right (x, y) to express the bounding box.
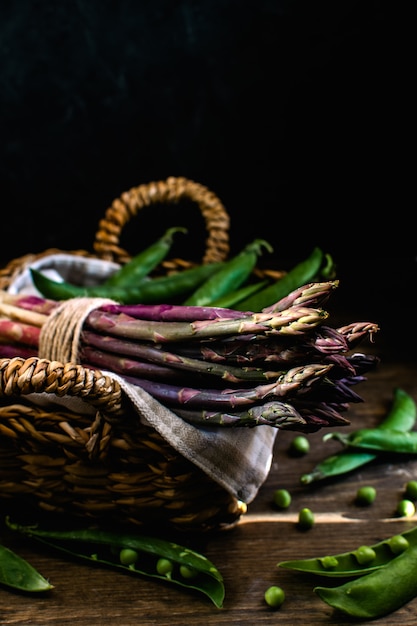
top-left (30, 262), bottom-right (225, 304)
top-left (314, 252), bottom-right (336, 280)
top-left (235, 246), bottom-right (324, 312)
top-left (315, 539), bottom-right (417, 619)
top-left (279, 524), bottom-right (417, 619)
top-left (325, 428), bottom-right (417, 454)
top-left (279, 525), bottom-right (417, 578)
top-left (0, 543), bottom-right (53, 592)
top-left (6, 519), bottom-right (224, 608)
top-left (300, 450), bottom-right (377, 484)
top-left (183, 239), bottom-right (273, 306)
top-left (208, 279), bottom-right (269, 309)
top-left (301, 388), bottom-right (417, 483)
top-left (378, 387), bottom-right (417, 432)
top-left (104, 226), bottom-right (188, 287)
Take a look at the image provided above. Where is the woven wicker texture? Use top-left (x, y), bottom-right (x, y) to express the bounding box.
top-left (0, 360), bottom-right (244, 532)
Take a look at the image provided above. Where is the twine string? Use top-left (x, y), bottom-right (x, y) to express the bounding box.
top-left (39, 297), bottom-right (117, 363)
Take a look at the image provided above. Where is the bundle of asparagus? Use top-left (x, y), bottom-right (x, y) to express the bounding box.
top-left (0, 280), bottom-right (379, 432)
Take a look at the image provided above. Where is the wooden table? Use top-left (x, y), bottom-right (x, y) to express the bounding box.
top-left (0, 309), bottom-right (417, 625)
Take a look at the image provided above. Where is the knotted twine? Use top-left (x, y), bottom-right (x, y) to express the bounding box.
top-left (13, 254), bottom-right (278, 504)
top-left (39, 296), bottom-right (114, 364)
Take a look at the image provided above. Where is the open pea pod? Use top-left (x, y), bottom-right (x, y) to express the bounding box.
top-left (0, 543), bottom-right (53, 592)
top-left (315, 541), bottom-right (417, 620)
top-left (6, 519), bottom-right (224, 608)
top-left (278, 525), bottom-right (417, 577)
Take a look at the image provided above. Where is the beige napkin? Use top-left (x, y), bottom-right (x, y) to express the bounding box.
top-left (8, 253), bottom-right (278, 504)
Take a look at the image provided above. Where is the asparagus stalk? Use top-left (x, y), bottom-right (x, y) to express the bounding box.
top-left (0, 302), bottom-right (48, 327)
top-left (164, 322), bottom-right (359, 372)
top-left (98, 302), bottom-right (252, 321)
top-left (0, 292), bottom-right (57, 315)
top-left (323, 353), bottom-right (379, 378)
top-left (173, 401), bottom-right (307, 428)
top-left (0, 289), bottom-right (378, 347)
top-left (310, 326), bottom-right (350, 354)
top-left (121, 363), bottom-right (333, 409)
top-left (174, 398), bottom-right (351, 431)
top-left (80, 335), bottom-right (371, 403)
top-left (345, 352), bottom-right (380, 375)
top-left (0, 319), bottom-right (41, 347)
top-left (291, 399), bottom-right (351, 427)
top-left (263, 280), bottom-right (339, 313)
top-left (169, 327), bottom-right (350, 366)
top-left (337, 322), bottom-right (380, 346)
top-left (84, 306), bottom-right (328, 343)
top-left (1, 286), bottom-right (325, 322)
top-left (80, 345), bottom-right (181, 380)
top-left (0, 343), bottom-right (37, 358)
top-left (1, 282), bottom-right (337, 319)
top-left (80, 330), bottom-right (284, 383)
top-left (302, 376), bottom-right (366, 403)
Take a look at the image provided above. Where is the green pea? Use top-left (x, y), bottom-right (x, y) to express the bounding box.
top-left (289, 435), bottom-right (310, 457)
top-left (298, 507), bottom-right (315, 530)
top-left (353, 546), bottom-right (376, 566)
top-left (405, 480), bottom-right (417, 500)
top-left (264, 585), bottom-right (285, 608)
top-left (273, 488), bottom-right (291, 509)
top-left (119, 548), bottom-right (139, 566)
top-left (320, 556), bottom-right (339, 570)
top-left (355, 485), bottom-right (376, 506)
top-left (156, 557), bottom-right (174, 577)
top-left (396, 499), bottom-right (416, 517)
top-left (179, 564), bottom-right (198, 579)
top-left (387, 534), bottom-right (409, 555)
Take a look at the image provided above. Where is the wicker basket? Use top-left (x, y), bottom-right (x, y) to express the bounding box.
top-left (0, 177), bottom-right (250, 532)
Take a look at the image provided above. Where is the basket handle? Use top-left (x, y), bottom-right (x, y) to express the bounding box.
top-left (0, 357), bottom-right (123, 417)
top-left (92, 176), bottom-right (230, 266)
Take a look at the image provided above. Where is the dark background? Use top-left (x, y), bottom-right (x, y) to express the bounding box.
top-left (0, 1), bottom-right (414, 347)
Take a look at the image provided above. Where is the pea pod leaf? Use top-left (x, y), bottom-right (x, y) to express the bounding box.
top-left (0, 543), bottom-right (53, 592)
top-left (6, 519), bottom-right (224, 607)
